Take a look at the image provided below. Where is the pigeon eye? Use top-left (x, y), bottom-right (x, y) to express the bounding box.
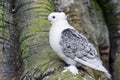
top-left (52, 16), bottom-right (55, 19)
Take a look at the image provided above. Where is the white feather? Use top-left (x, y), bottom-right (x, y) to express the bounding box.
top-left (74, 57), bottom-right (111, 79)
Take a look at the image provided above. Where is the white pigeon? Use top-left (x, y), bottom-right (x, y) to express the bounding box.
top-left (48, 12), bottom-right (111, 79)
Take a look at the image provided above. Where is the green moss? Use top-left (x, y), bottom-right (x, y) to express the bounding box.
top-left (90, 0), bottom-right (105, 22)
top-left (101, 0), bottom-right (108, 4)
top-left (96, 0), bottom-right (120, 26)
top-left (90, 0), bottom-right (100, 9)
top-left (115, 55), bottom-right (120, 74)
top-left (20, 0), bottom-right (55, 79)
top-left (21, 40), bottom-right (30, 59)
top-left (0, 6), bottom-right (3, 27)
top-left (107, 16), bottom-right (120, 25)
top-left (104, 3), bottom-right (117, 13)
top-left (44, 69), bottom-right (96, 80)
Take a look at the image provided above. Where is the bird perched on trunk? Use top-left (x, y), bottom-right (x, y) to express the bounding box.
top-left (48, 12), bottom-right (111, 79)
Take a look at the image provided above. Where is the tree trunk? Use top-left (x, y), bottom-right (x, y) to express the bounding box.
top-left (0, 0), bottom-right (120, 80)
top-left (96, 0), bottom-right (120, 80)
top-left (0, 0), bottom-right (21, 79)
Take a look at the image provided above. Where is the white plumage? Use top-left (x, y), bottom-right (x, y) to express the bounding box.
top-left (48, 12), bottom-right (111, 79)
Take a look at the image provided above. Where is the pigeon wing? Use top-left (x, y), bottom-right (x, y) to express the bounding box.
top-left (60, 28), bottom-right (107, 72)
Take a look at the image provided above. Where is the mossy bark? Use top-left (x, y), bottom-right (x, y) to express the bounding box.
top-left (1, 0), bottom-right (120, 80)
top-left (96, 0), bottom-right (120, 79)
top-left (0, 2), bottom-right (4, 80)
top-left (0, 0), bottom-right (21, 79)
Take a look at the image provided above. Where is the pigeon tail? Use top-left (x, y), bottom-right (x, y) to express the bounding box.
top-left (104, 72), bottom-right (111, 79)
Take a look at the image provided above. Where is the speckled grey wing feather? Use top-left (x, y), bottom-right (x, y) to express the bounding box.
top-left (60, 29), bottom-right (100, 63)
top-left (59, 28), bottom-right (112, 77)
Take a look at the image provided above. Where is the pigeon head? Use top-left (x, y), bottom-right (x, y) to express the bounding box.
top-left (48, 12), bottom-right (67, 24)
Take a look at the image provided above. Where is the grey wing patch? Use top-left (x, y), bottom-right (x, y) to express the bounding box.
top-left (60, 29), bottom-right (98, 61)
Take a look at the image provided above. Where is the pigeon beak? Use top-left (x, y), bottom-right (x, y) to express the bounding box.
top-left (48, 19), bottom-right (51, 22)
top-left (48, 19), bottom-right (52, 24)
top-left (47, 17), bottom-right (51, 23)
top-left (48, 20), bottom-right (51, 23)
